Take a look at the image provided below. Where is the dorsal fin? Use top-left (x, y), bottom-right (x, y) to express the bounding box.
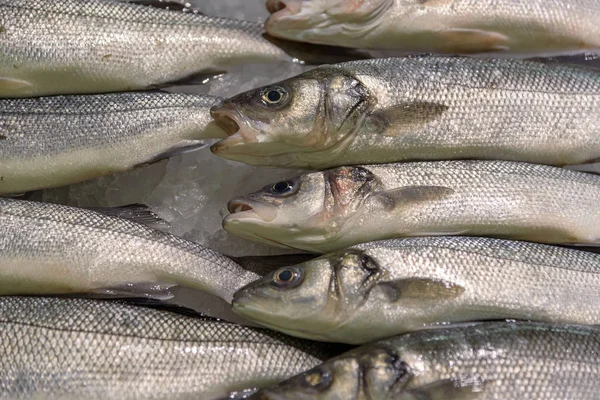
top-left (87, 204), bottom-right (170, 230)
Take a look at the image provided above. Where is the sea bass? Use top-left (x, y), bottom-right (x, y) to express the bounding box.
top-left (0, 198), bottom-right (260, 303)
top-left (0, 92), bottom-right (226, 194)
top-left (248, 321), bottom-right (600, 400)
top-left (265, 0), bottom-right (600, 56)
top-left (0, 296), bottom-right (338, 399)
top-left (233, 236), bottom-right (600, 344)
top-left (224, 160), bottom-right (600, 253)
top-left (210, 56), bottom-right (600, 169)
top-left (0, 0), bottom-right (363, 97)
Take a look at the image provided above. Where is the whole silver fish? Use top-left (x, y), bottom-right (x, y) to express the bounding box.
top-left (224, 160), bottom-right (600, 253)
top-left (0, 0), bottom-right (363, 97)
top-left (265, 0), bottom-right (600, 56)
top-left (0, 198), bottom-right (259, 303)
top-left (211, 56), bottom-right (600, 169)
top-left (233, 237), bottom-right (600, 344)
top-left (0, 92), bottom-right (226, 194)
top-left (248, 321), bottom-right (600, 400)
top-left (0, 296), bottom-right (337, 399)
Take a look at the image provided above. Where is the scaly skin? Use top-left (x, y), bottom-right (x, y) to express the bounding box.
top-left (233, 237), bottom-right (600, 344)
top-left (249, 322), bottom-right (600, 400)
top-left (0, 92), bottom-right (225, 194)
top-left (224, 160), bottom-right (600, 253)
top-left (211, 56), bottom-right (600, 169)
top-left (0, 0), bottom-right (294, 96)
top-left (266, 0), bottom-right (600, 55)
top-left (0, 297), bottom-right (335, 399)
top-left (0, 198), bottom-right (259, 303)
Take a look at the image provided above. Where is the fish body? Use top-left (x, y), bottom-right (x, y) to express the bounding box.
top-left (0, 198), bottom-right (259, 303)
top-left (249, 321), bottom-right (600, 400)
top-left (224, 160), bottom-right (600, 253)
top-left (211, 56), bottom-right (600, 169)
top-left (266, 0), bottom-right (600, 56)
top-left (0, 0), bottom-right (296, 97)
top-left (233, 236), bottom-right (600, 344)
top-left (0, 92), bottom-right (225, 194)
top-left (0, 296), bottom-right (335, 399)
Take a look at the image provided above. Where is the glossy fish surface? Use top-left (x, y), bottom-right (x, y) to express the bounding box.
top-left (0, 296), bottom-right (335, 399)
top-left (0, 92), bottom-right (225, 194)
top-left (265, 0), bottom-right (600, 56)
top-left (248, 321), bottom-right (600, 400)
top-left (0, 0), bottom-right (317, 97)
top-left (224, 161), bottom-right (600, 253)
top-left (233, 237), bottom-right (600, 343)
top-left (211, 56), bottom-right (600, 169)
top-left (0, 198), bottom-right (259, 303)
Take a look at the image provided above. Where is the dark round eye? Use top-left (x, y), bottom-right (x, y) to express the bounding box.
top-left (272, 267), bottom-right (303, 288)
top-left (271, 180), bottom-right (293, 194)
top-left (261, 86), bottom-right (287, 105)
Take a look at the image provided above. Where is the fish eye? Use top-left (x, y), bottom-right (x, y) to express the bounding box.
top-left (261, 86), bottom-right (288, 105)
top-left (271, 180), bottom-right (294, 195)
top-left (304, 368), bottom-right (332, 390)
top-left (272, 267), bottom-right (304, 288)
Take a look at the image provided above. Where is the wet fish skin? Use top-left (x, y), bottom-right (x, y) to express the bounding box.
top-left (265, 0), bottom-right (600, 55)
top-left (0, 91), bottom-right (226, 194)
top-left (211, 56), bottom-right (600, 169)
top-left (0, 198), bottom-right (259, 303)
top-left (0, 0), bottom-right (295, 97)
top-left (0, 296), bottom-right (336, 400)
top-left (224, 160), bottom-right (600, 253)
top-left (233, 236), bottom-right (600, 344)
top-left (249, 321), bottom-right (600, 400)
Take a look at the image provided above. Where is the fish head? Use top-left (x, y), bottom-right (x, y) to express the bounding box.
top-left (248, 345), bottom-right (414, 399)
top-left (265, 0), bottom-right (393, 46)
top-left (223, 166), bottom-right (380, 252)
top-left (210, 69), bottom-right (374, 169)
top-left (232, 257), bottom-right (335, 338)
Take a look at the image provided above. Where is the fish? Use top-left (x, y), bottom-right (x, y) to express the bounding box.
top-left (0, 0), bottom-right (367, 97)
top-left (0, 198), bottom-right (260, 303)
top-left (232, 236), bottom-right (600, 344)
top-left (210, 56), bottom-right (600, 169)
top-left (265, 0), bottom-right (600, 56)
top-left (0, 92), bottom-right (227, 194)
top-left (0, 296), bottom-right (341, 399)
top-left (224, 160), bottom-right (600, 253)
top-left (247, 321), bottom-right (600, 400)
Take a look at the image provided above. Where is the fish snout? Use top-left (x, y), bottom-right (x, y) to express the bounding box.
top-left (227, 198), bottom-right (278, 223)
top-left (210, 105), bottom-right (241, 137)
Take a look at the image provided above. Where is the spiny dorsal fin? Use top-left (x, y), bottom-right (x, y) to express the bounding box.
top-left (88, 204), bottom-right (170, 230)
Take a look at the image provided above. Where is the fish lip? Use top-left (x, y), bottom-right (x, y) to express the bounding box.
top-left (210, 105), bottom-right (261, 155)
top-left (226, 198), bottom-right (278, 223)
top-left (210, 106), bottom-right (241, 137)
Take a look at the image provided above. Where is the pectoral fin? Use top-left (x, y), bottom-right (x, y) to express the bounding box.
top-left (372, 186), bottom-right (454, 211)
top-left (437, 28), bottom-right (510, 53)
top-left (374, 102), bottom-right (449, 135)
top-left (404, 379), bottom-right (485, 400)
top-left (0, 77), bottom-right (33, 96)
top-left (135, 140), bottom-right (207, 168)
top-left (88, 204), bottom-right (170, 230)
top-left (378, 278), bottom-right (465, 302)
top-left (86, 282), bottom-right (177, 301)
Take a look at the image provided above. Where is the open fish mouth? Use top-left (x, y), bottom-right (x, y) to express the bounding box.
top-left (210, 106), bottom-right (259, 154)
top-left (226, 198), bottom-right (278, 223)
